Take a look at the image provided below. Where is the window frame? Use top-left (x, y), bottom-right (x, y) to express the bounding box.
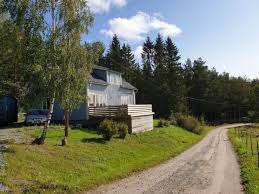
top-left (89, 93), bottom-right (107, 107)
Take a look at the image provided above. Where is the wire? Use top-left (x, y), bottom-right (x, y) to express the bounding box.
top-left (108, 58), bottom-right (252, 109)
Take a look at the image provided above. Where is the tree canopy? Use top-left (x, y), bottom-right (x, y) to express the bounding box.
top-left (101, 34), bottom-right (259, 122)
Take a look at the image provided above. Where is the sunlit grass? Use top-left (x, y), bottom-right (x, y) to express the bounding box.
top-left (228, 125), bottom-right (259, 194)
top-left (1, 123), bottom-right (210, 193)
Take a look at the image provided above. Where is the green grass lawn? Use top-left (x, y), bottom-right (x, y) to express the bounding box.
top-left (2, 122), bottom-right (210, 194)
top-left (228, 125), bottom-right (259, 194)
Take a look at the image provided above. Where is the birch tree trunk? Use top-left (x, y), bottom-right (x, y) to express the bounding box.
top-left (34, 97), bottom-right (55, 144)
top-left (62, 109), bottom-right (69, 146)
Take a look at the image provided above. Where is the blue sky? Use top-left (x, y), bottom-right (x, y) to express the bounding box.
top-left (87, 0), bottom-right (259, 79)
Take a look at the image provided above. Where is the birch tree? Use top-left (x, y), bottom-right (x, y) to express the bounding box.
top-left (33, 0), bottom-right (96, 145)
top-left (0, 0), bottom-right (46, 108)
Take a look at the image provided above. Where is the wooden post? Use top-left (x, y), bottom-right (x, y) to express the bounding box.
top-left (250, 128), bottom-right (254, 156)
top-left (257, 141), bottom-right (259, 169)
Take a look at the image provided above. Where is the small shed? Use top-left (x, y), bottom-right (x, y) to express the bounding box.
top-left (0, 96), bottom-right (18, 125)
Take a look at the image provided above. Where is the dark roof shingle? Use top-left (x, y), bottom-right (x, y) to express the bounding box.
top-left (89, 66), bottom-right (137, 91)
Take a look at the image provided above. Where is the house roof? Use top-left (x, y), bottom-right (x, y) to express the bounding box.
top-left (93, 65), bottom-right (109, 71)
top-left (90, 72), bottom-right (108, 86)
top-left (94, 65), bottom-right (122, 75)
top-left (121, 79), bottom-right (137, 91)
top-left (89, 66), bottom-right (137, 91)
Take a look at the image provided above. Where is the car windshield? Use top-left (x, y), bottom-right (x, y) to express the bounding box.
top-left (27, 110), bottom-right (48, 116)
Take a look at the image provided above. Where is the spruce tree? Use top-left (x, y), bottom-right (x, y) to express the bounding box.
top-left (120, 43), bottom-right (136, 82)
top-left (138, 37), bottom-right (154, 104)
top-left (142, 36), bottom-right (154, 78)
top-left (165, 37), bottom-right (186, 114)
top-left (153, 34), bottom-right (168, 117)
top-left (105, 34), bottom-right (122, 71)
top-left (153, 34), bottom-right (166, 79)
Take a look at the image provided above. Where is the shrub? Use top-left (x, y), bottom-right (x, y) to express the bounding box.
top-left (117, 122), bottom-right (128, 139)
top-left (173, 113), bottom-right (202, 134)
top-left (98, 119), bottom-right (118, 141)
top-left (158, 119), bottom-right (170, 128)
top-left (183, 116), bottom-right (201, 134)
top-left (174, 113), bottom-right (186, 126)
top-left (199, 116), bottom-right (206, 126)
top-left (0, 139), bottom-right (16, 144)
top-left (169, 114), bottom-right (177, 126)
top-left (170, 119), bottom-right (177, 126)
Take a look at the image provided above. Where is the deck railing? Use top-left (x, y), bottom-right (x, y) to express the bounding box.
top-left (89, 104), bottom-right (153, 117)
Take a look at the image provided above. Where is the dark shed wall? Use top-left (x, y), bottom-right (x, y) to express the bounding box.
top-left (0, 96), bottom-right (18, 125)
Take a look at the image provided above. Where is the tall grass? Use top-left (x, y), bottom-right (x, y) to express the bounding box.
top-left (228, 125), bottom-right (259, 193)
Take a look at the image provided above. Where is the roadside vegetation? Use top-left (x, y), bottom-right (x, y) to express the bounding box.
top-left (1, 121), bottom-right (211, 193)
top-left (228, 125), bottom-right (259, 194)
top-left (158, 113), bottom-right (208, 135)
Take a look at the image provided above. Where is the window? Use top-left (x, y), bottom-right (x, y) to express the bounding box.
top-left (121, 95), bottom-right (130, 105)
top-left (42, 101), bottom-right (48, 110)
top-left (89, 93), bottom-right (107, 107)
top-left (89, 94), bottom-right (96, 107)
top-left (107, 72), bottom-right (121, 85)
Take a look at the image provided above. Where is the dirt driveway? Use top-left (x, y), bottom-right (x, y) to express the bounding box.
top-left (88, 124), bottom-right (246, 194)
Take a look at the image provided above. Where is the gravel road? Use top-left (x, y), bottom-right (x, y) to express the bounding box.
top-left (88, 124), bottom-right (246, 194)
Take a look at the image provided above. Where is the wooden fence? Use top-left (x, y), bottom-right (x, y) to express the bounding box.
top-left (88, 105), bottom-right (154, 133)
top-left (234, 126), bottom-right (259, 168)
top-left (89, 105), bottom-right (153, 117)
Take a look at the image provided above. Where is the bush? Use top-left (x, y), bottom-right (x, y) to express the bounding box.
top-left (183, 116), bottom-right (201, 134)
top-left (0, 139), bottom-right (16, 144)
top-left (173, 113), bottom-right (202, 134)
top-left (199, 116), bottom-right (206, 126)
top-left (173, 113), bottom-right (186, 126)
top-left (98, 119), bottom-right (118, 141)
top-left (170, 119), bottom-right (177, 126)
top-left (118, 123), bottom-right (128, 139)
top-left (169, 114), bottom-right (177, 126)
top-left (158, 119), bottom-right (170, 128)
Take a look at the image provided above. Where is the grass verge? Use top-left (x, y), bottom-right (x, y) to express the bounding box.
top-left (228, 125), bottom-right (259, 194)
top-left (1, 123), bottom-right (211, 194)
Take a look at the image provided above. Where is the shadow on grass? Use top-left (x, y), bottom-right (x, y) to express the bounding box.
top-left (0, 123), bottom-right (24, 130)
top-left (0, 145), bottom-right (15, 153)
top-left (71, 126), bottom-right (98, 135)
top-left (81, 137), bottom-right (106, 144)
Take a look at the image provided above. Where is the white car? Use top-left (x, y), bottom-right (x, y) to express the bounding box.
top-left (26, 109), bottom-right (48, 125)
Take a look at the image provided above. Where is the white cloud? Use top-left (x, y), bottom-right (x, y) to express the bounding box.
top-left (87, 0), bottom-right (127, 13)
top-left (101, 11), bottom-right (182, 42)
top-left (134, 46), bottom-right (143, 62)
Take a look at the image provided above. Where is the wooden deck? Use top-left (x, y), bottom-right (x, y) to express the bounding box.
top-left (89, 105), bottom-right (154, 133)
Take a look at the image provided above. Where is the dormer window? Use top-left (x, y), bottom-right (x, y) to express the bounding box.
top-left (107, 72), bottom-right (121, 85)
